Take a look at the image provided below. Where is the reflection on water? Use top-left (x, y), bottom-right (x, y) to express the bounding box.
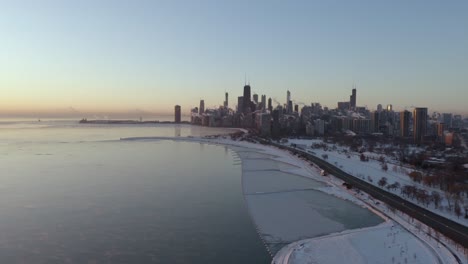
top-left (0, 122), bottom-right (270, 264)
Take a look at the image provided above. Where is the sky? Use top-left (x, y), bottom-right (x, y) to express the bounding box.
top-left (1, 0), bottom-right (467, 118)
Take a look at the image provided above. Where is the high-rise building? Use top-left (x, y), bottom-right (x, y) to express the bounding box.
top-left (387, 104), bottom-right (393, 112)
top-left (253, 94), bottom-right (259, 104)
top-left (400, 110), bottom-right (410, 137)
top-left (338, 102), bottom-right (351, 111)
top-left (268, 97), bottom-right (272, 112)
top-left (261, 95), bottom-right (266, 111)
top-left (174, 105), bottom-right (181, 123)
top-left (224, 92), bottom-right (228, 108)
top-left (350, 87), bottom-right (357, 109)
top-left (199, 100), bottom-right (205, 115)
top-left (243, 85), bottom-right (251, 113)
top-left (371, 111), bottom-right (380, 133)
top-left (286, 90), bottom-right (293, 113)
top-left (413, 107), bottom-right (428, 144)
top-left (287, 101), bottom-right (293, 114)
top-left (377, 104), bottom-right (383, 112)
top-left (437, 123), bottom-right (446, 140)
top-left (294, 104), bottom-right (299, 113)
top-left (237, 96), bottom-right (243, 114)
top-left (442, 113), bottom-right (453, 128)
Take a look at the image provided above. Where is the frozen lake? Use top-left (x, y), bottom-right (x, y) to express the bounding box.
top-left (236, 148), bottom-right (383, 254)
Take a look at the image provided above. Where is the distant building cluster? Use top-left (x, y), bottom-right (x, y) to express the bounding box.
top-left (176, 83), bottom-right (466, 146)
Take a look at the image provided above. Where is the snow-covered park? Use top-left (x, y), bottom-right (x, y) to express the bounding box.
top-left (285, 138), bottom-right (468, 227)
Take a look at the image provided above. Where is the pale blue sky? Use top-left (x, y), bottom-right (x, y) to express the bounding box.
top-left (1, 0), bottom-right (467, 117)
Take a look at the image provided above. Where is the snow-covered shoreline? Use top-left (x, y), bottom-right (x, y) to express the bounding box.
top-left (121, 136), bottom-right (462, 263)
top-left (285, 138), bottom-right (468, 227)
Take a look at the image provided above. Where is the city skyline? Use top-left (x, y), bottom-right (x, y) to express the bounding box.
top-left (1, 1), bottom-right (468, 117)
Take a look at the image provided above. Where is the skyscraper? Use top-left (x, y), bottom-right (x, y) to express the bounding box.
top-left (268, 97), bottom-right (272, 112)
top-left (387, 104), bottom-right (393, 112)
top-left (237, 96), bottom-right (243, 114)
top-left (174, 105), bottom-right (181, 123)
top-left (400, 110), bottom-right (410, 137)
top-left (371, 111), bottom-right (380, 133)
top-left (243, 84), bottom-right (251, 113)
top-left (442, 113), bottom-right (453, 128)
top-left (253, 93), bottom-right (259, 104)
top-left (224, 92), bottom-right (228, 108)
top-left (377, 104), bottom-right (383, 112)
top-left (261, 95), bottom-right (266, 111)
top-left (199, 100), bottom-right (205, 115)
top-left (350, 87), bottom-right (357, 109)
top-left (286, 90), bottom-right (292, 113)
top-left (413, 107), bottom-right (428, 144)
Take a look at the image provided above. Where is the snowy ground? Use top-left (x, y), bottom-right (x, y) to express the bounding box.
top-left (285, 138), bottom-right (468, 227)
top-left (274, 222), bottom-right (442, 264)
top-left (122, 136), bottom-right (462, 263)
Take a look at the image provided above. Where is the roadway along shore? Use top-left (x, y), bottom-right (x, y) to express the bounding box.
top-left (258, 138), bottom-right (468, 249)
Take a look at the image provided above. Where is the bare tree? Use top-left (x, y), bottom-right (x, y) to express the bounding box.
top-left (454, 199), bottom-right (462, 219)
top-left (381, 162), bottom-right (388, 171)
top-left (431, 191), bottom-right (442, 209)
top-left (445, 191), bottom-right (454, 211)
top-left (378, 177), bottom-right (388, 188)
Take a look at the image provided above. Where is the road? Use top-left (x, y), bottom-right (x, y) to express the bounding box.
top-left (264, 140), bottom-right (468, 249)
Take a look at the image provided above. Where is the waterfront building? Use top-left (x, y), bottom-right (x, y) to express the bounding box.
top-left (224, 92), bottom-right (228, 108)
top-left (377, 104), bottom-right (383, 112)
top-left (199, 100), bottom-right (205, 115)
top-left (286, 90), bottom-right (292, 114)
top-left (237, 96), bottom-right (243, 114)
top-left (174, 105), bottom-right (181, 123)
top-left (261, 95), bottom-right (266, 112)
top-left (437, 122), bottom-right (446, 142)
top-left (370, 111), bottom-right (380, 133)
top-left (350, 87), bottom-right (357, 109)
top-left (243, 84), bottom-right (251, 113)
top-left (337, 102), bottom-right (351, 111)
top-left (442, 113), bottom-right (453, 128)
top-left (287, 101), bottom-right (293, 114)
top-left (413, 107), bottom-right (428, 144)
top-left (314, 119), bottom-right (325, 136)
top-left (353, 119), bottom-right (371, 134)
top-left (253, 94), bottom-right (259, 104)
top-left (255, 113), bottom-right (271, 136)
top-left (400, 110), bottom-right (410, 138)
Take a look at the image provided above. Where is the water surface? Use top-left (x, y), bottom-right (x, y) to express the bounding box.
top-left (0, 121), bottom-right (270, 263)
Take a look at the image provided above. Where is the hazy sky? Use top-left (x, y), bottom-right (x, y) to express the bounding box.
top-left (1, 0), bottom-right (467, 117)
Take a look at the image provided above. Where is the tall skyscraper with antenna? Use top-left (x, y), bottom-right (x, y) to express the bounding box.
top-left (243, 83), bottom-right (251, 113)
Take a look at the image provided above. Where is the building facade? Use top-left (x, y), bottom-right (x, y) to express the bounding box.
top-left (413, 107), bottom-right (428, 144)
top-left (174, 105), bottom-right (181, 123)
